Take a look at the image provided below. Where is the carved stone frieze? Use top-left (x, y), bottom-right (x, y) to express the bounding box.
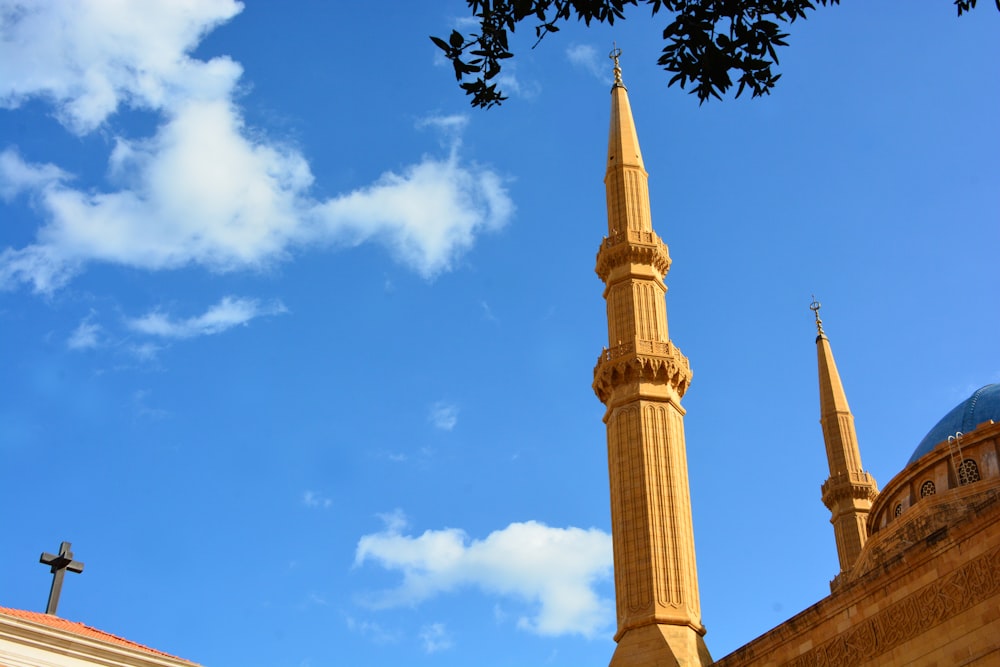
top-left (784, 543), bottom-right (1000, 667)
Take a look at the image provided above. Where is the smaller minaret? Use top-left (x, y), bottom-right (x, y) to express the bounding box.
top-left (810, 299), bottom-right (878, 585)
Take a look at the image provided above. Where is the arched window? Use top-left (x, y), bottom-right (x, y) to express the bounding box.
top-left (894, 503), bottom-right (903, 517)
top-left (920, 480), bottom-right (936, 497)
top-left (959, 459), bottom-right (981, 485)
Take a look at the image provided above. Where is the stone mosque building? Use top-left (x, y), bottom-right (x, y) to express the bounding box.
top-left (3, 52), bottom-right (998, 667)
top-left (595, 54), bottom-right (1000, 666)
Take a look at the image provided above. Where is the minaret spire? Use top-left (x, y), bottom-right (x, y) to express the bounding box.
top-left (594, 51), bottom-right (711, 667)
top-left (811, 298), bottom-right (878, 587)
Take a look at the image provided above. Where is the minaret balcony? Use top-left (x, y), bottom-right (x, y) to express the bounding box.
top-left (821, 470), bottom-right (879, 509)
top-left (596, 229), bottom-right (672, 282)
top-left (593, 339), bottom-right (692, 404)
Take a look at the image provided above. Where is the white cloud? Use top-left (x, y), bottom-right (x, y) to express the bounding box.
top-left (354, 514), bottom-right (613, 638)
top-left (67, 313), bottom-right (102, 350)
top-left (0, 149), bottom-right (67, 200)
top-left (0, 1), bottom-right (513, 293)
top-left (302, 491), bottom-right (333, 510)
top-left (566, 44), bottom-right (609, 82)
top-left (419, 623), bottom-right (453, 654)
top-left (0, 100), bottom-right (313, 291)
top-left (0, 0), bottom-right (244, 133)
top-left (313, 152), bottom-right (511, 279)
top-left (429, 401), bottom-right (459, 431)
top-left (126, 296), bottom-right (286, 339)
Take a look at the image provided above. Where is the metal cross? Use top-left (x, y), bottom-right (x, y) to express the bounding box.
top-left (39, 541), bottom-right (85, 615)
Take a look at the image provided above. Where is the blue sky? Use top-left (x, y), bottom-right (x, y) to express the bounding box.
top-left (1, 2), bottom-right (997, 666)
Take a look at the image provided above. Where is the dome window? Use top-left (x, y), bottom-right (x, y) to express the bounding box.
top-left (893, 503), bottom-right (903, 518)
top-left (920, 480), bottom-right (936, 497)
top-left (958, 459), bottom-right (981, 485)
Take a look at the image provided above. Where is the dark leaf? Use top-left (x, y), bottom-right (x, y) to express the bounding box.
top-left (433, 0), bottom-right (982, 109)
top-left (430, 35), bottom-right (451, 52)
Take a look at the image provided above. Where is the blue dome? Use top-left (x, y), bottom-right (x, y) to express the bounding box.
top-left (908, 384), bottom-right (1000, 466)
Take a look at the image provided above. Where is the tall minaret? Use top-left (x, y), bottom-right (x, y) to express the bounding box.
top-left (592, 50), bottom-right (711, 667)
top-left (810, 299), bottom-right (878, 584)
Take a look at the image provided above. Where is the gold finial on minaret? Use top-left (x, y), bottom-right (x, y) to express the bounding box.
top-left (810, 295), bottom-right (825, 336)
top-left (610, 43), bottom-right (623, 87)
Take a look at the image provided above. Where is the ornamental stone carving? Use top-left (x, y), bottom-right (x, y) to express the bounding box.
top-left (593, 339), bottom-right (692, 403)
top-left (821, 471), bottom-right (879, 509)
top-left (786, 543), bottom-right (1000, 667)
top-left (595, 230), bottom-right (672, 282)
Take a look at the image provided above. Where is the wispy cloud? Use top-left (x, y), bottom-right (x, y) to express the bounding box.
top-left (128, 341), bottom-right (165, 362)
top-left (126, 296), bottom-right (286, 339)
top-left (375, 509), bottom-right (408, 534)
top-left (496, 70), bottom-right (542, 101)
top-left (133, 389), bottom-right (168, 420)
top-left (345, 616), bottom-right (401, 645)
top-left (416, 114), bottom-right (469, 146)
top-left (429, 401), bottom-right (459, 431)
top-left (66, 296), bottom-right (286, 360)
top-left (419, 623), bottom-right (453, 654)
top-left (453, 16), bottom-right (481, 31)
top-left (0, 149), bottom-right (68, 200)
top-left (0, 2), bottom-right (513, 293)
top-left (304, 592), bottom-right (328, 607)
top-left (302, 490), bottom-right (333, 510)
top-left (566, 44), bottom-right (609, 82)
top-left (354, 512), bottom-right (613, 638)
top-left (65, 298), bottom-right (273, 366)
top-left (480, 300), bottom-right (498, 323)
top-left (67, 313), bottom-right (103, 350)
